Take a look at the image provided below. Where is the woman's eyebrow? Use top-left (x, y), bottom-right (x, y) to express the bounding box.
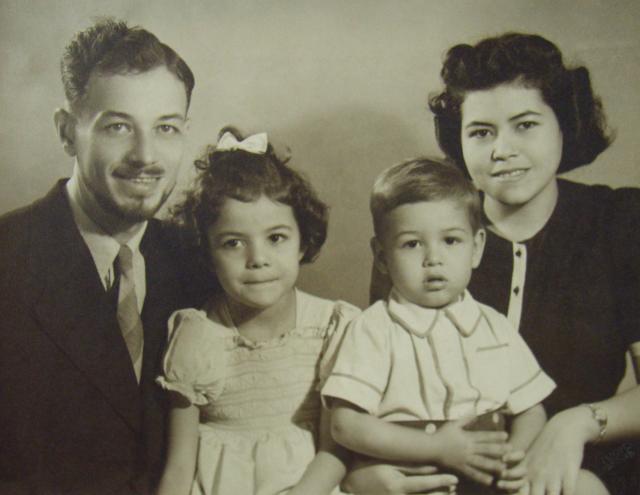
top-left (509, 110), bottom-right (542, 121)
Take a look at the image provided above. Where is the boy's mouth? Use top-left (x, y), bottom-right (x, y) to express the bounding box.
top-left (424, 276), bottom-right (447, 290)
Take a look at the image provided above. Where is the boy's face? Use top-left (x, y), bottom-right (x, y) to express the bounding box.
top-left (373, 200), bottom-right (485, 308)
top-left (58, 66), bottom-right (189, 229)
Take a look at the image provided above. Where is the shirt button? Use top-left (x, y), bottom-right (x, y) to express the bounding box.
top-left (515, 249), bottom-right (522, 257)
top-left (425, 423), bottom-right (437, 434)
top-left (513, 286), bottom-right (520, 295)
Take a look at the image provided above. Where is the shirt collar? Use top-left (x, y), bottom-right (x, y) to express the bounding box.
top-left (387, 288), bottom-right (482, 338)
top-left (66, 176), bottom-right (147, 287)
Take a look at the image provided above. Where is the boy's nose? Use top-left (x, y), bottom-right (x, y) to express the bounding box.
top-left (423, 246), bottom-right (442, 266)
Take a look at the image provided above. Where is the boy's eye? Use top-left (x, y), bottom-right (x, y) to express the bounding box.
top-left (269, 233), bottom-right (287, 244)
top-left (401, 239), bottom-right (420, 249)
top-left (444, 236), bottom-right (462, 245)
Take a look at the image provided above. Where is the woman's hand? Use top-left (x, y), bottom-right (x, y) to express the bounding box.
top-left (523, 407), bottom-right (595, 495)
top-left (342, 462), bottom-right (458, 495)
top-left (433, 416), bottom-right (509, 486)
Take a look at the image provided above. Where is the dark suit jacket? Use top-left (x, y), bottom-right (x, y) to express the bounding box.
top-left (0, 181), bottom-right (210, 494)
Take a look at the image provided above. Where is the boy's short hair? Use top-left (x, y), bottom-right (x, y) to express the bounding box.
top-left (370, 157), bottom-right (482, 237)
top-left (61, 18), bottom-right (195, 111)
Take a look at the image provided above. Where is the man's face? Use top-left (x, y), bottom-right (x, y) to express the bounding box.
top-left (66, 66), bottom-right (188, 227)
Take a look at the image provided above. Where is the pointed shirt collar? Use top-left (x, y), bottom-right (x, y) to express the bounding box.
top-left (65, 176), bottom-right (147, 289)
top-left (387, 288), bottom-right (482, 338)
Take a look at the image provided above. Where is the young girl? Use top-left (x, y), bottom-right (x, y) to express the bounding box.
top-left (364, 33), bottom-right (640, 495)
top-left (324, 158), bottom-right (555, 495)
top-left (156, 128), bottom-right (359, 495)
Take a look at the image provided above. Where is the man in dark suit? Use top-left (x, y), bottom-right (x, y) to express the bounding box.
top-left (0, 19), bottom-right (208, 494)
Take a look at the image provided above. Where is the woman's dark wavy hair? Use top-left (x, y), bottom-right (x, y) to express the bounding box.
top-left (429, 32), bottom-right (612, 174)
top-left (172, 126), bottom-right (328, 266)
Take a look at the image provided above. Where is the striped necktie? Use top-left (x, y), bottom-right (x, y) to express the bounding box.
top-left (115, 244), bottom-right (143, 383)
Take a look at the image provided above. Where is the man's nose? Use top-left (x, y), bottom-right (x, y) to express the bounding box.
top-left (128, 132), bottom-right (156, 167)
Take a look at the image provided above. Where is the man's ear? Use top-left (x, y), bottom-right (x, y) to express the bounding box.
top-left (370, 236), bottom-right (389, 275)
top-left (471, 228), bottom-right (486, 269)
top-left (54, 108), bottom-right (77, 157)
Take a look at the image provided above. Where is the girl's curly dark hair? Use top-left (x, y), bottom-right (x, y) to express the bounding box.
top-left (429, 32), bottom-right (612, 174)
top-left (172, 126), bottom-right (328, 266)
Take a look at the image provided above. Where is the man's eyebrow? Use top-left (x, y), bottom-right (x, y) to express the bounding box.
top-left (159, 113), bottom-right (186, 121)
top-left (99, 111), bottom-right (186, 121)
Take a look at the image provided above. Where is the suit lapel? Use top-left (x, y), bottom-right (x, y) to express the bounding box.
top-left (29, 182), bottom-right (142, 432)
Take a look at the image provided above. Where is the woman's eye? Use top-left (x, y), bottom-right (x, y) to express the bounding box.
top-left (517, 120), bottom-right (538, 131)
top-left (468, 128), bottom-right (491, 139)
top-left (269, 233), bottom-right (287, 244)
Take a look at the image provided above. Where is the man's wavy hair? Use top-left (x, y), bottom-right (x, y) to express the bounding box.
top-left (61, 18), bottom-right (195, 110)
top-left (172, 127), bottom-right (328, 266)
top-left (429, 32), bottom-right (612, 174)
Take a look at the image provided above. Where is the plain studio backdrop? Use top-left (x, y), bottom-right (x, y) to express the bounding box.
top-left (1, 0), bottom-right (639, 311)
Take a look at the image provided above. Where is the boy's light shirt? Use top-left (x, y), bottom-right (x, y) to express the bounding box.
top-left (65, 176), bottom-right (147, 312)
top-left (322, 288), bottom-right (556, 421)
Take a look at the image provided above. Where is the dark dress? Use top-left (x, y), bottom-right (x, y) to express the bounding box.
top-left (468, 179), bottom-right (640, 494)
top-left (370, 178), bottom-right (640, 494)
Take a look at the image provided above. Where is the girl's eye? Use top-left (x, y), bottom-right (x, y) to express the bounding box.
top-left (468, 128), bottom-right (491, 139)
top-left (221, 239), bottom-right (242, 249)
top-left (402, 240), bottom-right (420, 249)
top-left (269, 233), bottom-right (287, 244)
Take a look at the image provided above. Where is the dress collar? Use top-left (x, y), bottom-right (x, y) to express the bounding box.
top-left (387, 288), bottom-right (482, 338)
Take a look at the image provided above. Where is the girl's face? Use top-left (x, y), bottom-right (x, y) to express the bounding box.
top-left (460, 83), bottom-right (563, 208)
top-left (206, 195), bottom-right (303, 313)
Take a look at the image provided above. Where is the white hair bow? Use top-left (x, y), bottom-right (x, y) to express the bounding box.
top-left (216, 131), bottom-right (268, 154)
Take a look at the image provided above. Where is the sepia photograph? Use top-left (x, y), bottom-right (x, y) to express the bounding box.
top-left (1, 1), bottom-right (638, 493)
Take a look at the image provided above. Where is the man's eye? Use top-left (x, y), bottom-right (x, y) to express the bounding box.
top-left (105, 123), bottom-right (130, 134)
top-left (158, 124), bottom-right (180, 135)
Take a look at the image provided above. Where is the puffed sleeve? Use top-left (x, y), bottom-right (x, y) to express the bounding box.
top-left (321, 303), bottom-right (392, 415)
top-left (156, 308), bottom-right (227, 406)
top-left (317, 300), bottom-right (362, 387)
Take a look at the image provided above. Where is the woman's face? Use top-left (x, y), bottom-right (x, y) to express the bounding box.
top-left (460, 83), bottom-right (563, 208)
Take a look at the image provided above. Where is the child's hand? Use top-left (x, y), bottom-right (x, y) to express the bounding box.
top-left (496, 449), bottom-right (528, 493)
top-left (434, 416), bottom-right (509, 486)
